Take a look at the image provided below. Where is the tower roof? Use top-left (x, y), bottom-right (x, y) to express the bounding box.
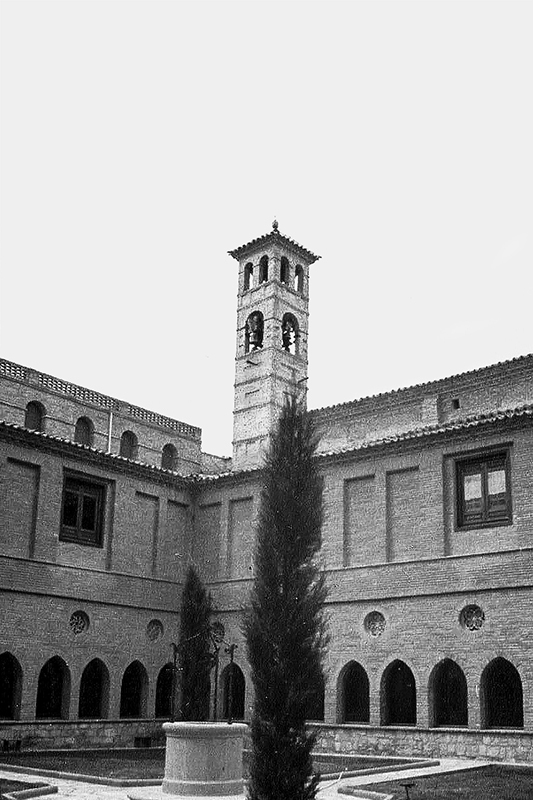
top-left (228, 220), bottom-right (320, 264)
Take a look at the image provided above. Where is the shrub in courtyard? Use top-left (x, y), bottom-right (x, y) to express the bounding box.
top-left (244, 396), bottom-right (329, 800)
top-left (178, 564), bottom-right (212, 721)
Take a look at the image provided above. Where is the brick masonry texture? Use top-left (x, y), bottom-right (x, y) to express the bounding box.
top-left (2, 229), bottom-right (533, 761)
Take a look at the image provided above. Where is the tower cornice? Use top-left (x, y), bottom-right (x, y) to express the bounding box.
top-left (228, 226), bottom-right (320, 264)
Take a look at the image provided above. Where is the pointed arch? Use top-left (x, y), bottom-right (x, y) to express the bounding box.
top-left (25, 401), bottom-right (45, 432)
top-left (0, 652), bottom-right (22, 720)
top-left (481, 657), bottom-right (523, 728)
top-left (428, 659), bottom-right (467, 727)
top-left (75, 416), bottom-right (94, 446)
top-left (155, 663), bottom-right (174, 718)
top-left (36, 656), bottom-right (70, 719)
top-left (120, 660), bottom-right (148, 718)
top-left (381, 660), bottom-right (416, 726)
top-left (337, 661), bottom-right (369, 723)
top-left (221, 663), bottom-right (245, 721)
top-left (305, 671), bottom-right (325, 722)
top-left (78, 658), bottom-right (109, 719)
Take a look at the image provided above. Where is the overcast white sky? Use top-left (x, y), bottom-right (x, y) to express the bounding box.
top-left (1, 1), bottom-right (532, 456)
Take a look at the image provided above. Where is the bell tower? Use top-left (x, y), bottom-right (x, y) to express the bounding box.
top-left (228, 221), bottom-right (320, 471)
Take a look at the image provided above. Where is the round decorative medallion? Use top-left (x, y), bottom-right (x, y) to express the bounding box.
top-left (147, 619), bottom-right (164, 642)
top-left (69, 610), bottom-right (89, 635)
top-left (364, 611), bottom-right (386, 637)
top-left (460, 605), bottom-right (485, 631)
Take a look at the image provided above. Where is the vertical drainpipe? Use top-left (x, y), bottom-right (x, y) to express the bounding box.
top-left (107, 410), bottom-right (113, 453)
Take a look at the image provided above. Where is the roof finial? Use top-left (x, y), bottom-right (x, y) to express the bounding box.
top-left (272, 218), bottom-right (279, 232)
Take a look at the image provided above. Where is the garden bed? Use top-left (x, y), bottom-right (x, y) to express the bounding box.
top-left (0, 749), bottom-right (421, 783)
top-left (355, 764), bottom-right (533, 800)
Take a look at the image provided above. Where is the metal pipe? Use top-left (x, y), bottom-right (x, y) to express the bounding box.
top-left (107, 410), bottom-right (113, 453)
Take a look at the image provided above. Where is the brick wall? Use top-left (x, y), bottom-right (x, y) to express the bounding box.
top-left (0, 360), bottom-right (202, 473)
top-left (312, 354), bottom-right (533, 455)
top-left (0, 435), bottom-right (193, 579)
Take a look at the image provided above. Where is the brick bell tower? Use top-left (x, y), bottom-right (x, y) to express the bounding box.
top-left (228, 221), bottom-right (320, 471)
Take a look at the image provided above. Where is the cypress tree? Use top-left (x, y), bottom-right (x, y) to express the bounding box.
top-left (243, 397), bottom-right (328, 800)
top-left (178, 564), bottom-right (212, 721)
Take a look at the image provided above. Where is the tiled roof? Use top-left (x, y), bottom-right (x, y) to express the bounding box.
top-left (311, 352), bottom-right (533, 416)
top-left (193, 403), bottom-right (533, 481)
top-left (3, 403), bottom-right (533, 485)
top-left (0, 421), bottom-right (194, 484)
top-left (315, 403), bottom-right (533, 459)
top-left (228, 224), bottom-right (320, 264)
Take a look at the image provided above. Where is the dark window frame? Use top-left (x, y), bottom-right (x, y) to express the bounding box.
top-left (455, 448), bottom-right (512, 530)
top-left (60, 474), bottom-right (105, 547)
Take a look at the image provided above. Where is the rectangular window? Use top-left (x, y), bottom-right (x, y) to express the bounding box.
top-left (456, 450), bottom-right (512, 529)
top-left (60, 476), bottom-right (105, 546)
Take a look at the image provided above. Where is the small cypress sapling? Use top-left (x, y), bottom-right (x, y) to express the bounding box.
top-left (243, 396), bottom-right (328, 800)
top-left (178, 564), bottom-right (213, 721)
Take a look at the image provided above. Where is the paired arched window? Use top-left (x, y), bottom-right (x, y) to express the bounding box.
top-left (155, 663), bottom-right (174, 719)
top-left (294, 265), bottom-right (304, 293)
top-left (338, 661), bottom-right (370, 723)
top-left (75, 416), bottom-right (94, 447)
top-left (245, 311), bottom-right (264, 353)
top-left (120, 430), bottom-right (138, 460)
top-left (244, 263), bottom-right (254, 291)
top-left (79, 658), bottom-right (109, 719)
top-left (258, 255), bottom-right (269, 283)
top-left (221, 663), bottom-right (245, 721)
top-left (381, 660), bottom-right (416, 726)
top-left (0, 652), bottom-right (22, 720)
top-left (281, 313), bottom-right (299, 355)
top-left (120, 660), bottom-right (148, 718)
top-left (36, 656), bottom-right (70, 719)
top-left (161, 443), bottom-right (177, 471)
top-left (280, 256), bottom-right (289, 284)
top-left (25, 401), bottom-right (45, 432)
top-left (481, 657), bottom-right (523, 728)
top-left (429, 659), bottom-right (467, 727)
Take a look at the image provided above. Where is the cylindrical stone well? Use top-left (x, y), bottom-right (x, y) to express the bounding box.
top-left (162, 722), bottom-right (247, 797)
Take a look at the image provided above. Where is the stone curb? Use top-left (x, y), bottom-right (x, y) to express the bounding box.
top-left (320, 758), bottom-right (439, 779)
top-left (338, 789), bottom-right (394, 800)
top-left (0, 765), bottom-right (160, 788)
top-left (4, 786), bottom-right (58, 800)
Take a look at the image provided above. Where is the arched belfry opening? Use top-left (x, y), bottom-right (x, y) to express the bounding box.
top-left (280, 256), bottom-right (289, 284)
top-left (244, 263), bottom-right (254, 291)
top-left (281, 313), bottom-right (299, 354)
top-left (245, 311), bottom-right (264, 353)
top-left (294, 265), bottom-right (304, 293)
top-left (259, 255), bottom-right (269, 283)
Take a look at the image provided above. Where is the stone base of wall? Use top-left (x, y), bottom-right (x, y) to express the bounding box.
top-left (0, 720), bottom-right (166, 751)
top-left (310, 723), bottom-right (533, 764)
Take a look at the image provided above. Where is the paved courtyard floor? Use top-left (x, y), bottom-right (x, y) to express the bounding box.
top-left (0, 758), bottom-right (491, 800)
